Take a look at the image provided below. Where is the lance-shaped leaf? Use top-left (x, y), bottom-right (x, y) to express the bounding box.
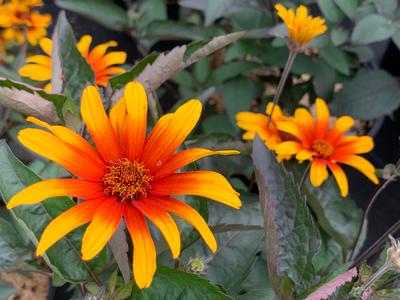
top-left (51, 11), bottom-right (95, 104)
top-left (131, 266), bottom-right (232, 299)
top-left (252, 136), bottom-right (320, 299)
top-left (0, 140), bottom-right (107, 283)
top-left (111, 31), bottom-right (245, 103)
top-left (0, 77), bottom-right (62, 123)
top-left (109, 222), bottom-right (130, 284)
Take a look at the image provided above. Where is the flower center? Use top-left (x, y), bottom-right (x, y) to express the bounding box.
top-left (103, 158), bottom-right (153, 203)
top-left (312, 139), bottom-right (334, 158)
top-left (278, 130), bottom-right (299, 142)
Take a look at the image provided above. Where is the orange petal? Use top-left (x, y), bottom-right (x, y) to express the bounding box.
top-left (36, 198), bottom-right (104, 256)
top-left (124, 82), bottom-right (148, 161)
top-left (7, 179), bottom-right (105, 209)
top-left (18, 128), bottom-right (105, 180)
top-left (296, 149), bottom-right (313, 161)
top-left (315, 98), bottom-right (330, 139)
top-left (333, 154), bottom-right (379, 184)
top-left (153, 148), bottom-right (239, 179)
top-left (151, 197), bottom-right (217, 252)
top-left (124, 204), bottom-right (156, 289)
top-left (109, 97), bottom-right (127, 151)
top-left (327, 162), bottom-right (349, 197)
top-left (26, 116), bottom-right (105, 169)
top-left (151, 171), bottom-right (241, 209)
top-left (81, 198), bottom-right (123, 260)
top-left (88, 40), bottom-right (117, 63)
top-left (327, 116), bottom-right (354, 144)
top-left (310, 159), bottom-right (329, 187)
top-left (141, 100), bottom-right (202, 172)
top-left (133, 198), bottom-right (181, 258)
top-left (294, 107), bottom-right (315, 139)
top-left (76, 35), bottom-right (92, 58)
top-left (334, 136), bottom-right (374, 155)
top-left (81, 85), bottom-right (122, 162)
top-left (236, 112), bottom-right (269, 132)
top-left (274, 141), bottom-right (303, 155)
top-left (276, 120), bottom-right (305, 140)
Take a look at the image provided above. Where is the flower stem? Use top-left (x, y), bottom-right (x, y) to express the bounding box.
top-left (349, 160), bottom-right (400, 261)
top-left (299, 162), bottom-right (311, 190)
top-left (267, 49), bottom-right (298, 126)
top-left (361, 263), bottom-right (392, 293)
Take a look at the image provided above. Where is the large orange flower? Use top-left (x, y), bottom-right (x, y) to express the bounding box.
top-left (275, 4), bottom-right (327, 47)
top-left (275, 98), bottom-right (379, 197)
top-left (7, 82), bottom-right (241, 288)
top-left (19, 35), bottom-right (126, 91)
top-left (236, 102), bottom-right (296, 161)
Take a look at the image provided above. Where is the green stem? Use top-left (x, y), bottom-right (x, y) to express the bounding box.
top-left (267, 49), bottom-right (298, 126)
top-left (361, 263), bottom-right (392, 293)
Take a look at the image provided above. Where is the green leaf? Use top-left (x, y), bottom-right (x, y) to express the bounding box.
top-left (373, 0), bottom-right (398, 17)
top-left (331, 69), bottom-right (400, 119)
top-left (228, 6), bottom-right (272, 31)
top-left (351, 14), bottom-right (396, 44)
top-left (334, 0), bottom-right (357, 18)
top-left (145, 21), bottom-right (205, 40)
top-left (221, 76), bottom-right (259, 129)
top-left (0, 280), bottom-right (15, 300)
top-left (391, 31), bottom-right (400, 50)
top-left (331, 28), bottom-right (349, 46)
top-left (184, 40), bottom-right (208, 62)
top-left (0, 218), bottom-right (31, 272)
top-left (207, 61), bottom-right (260, 84)
top-left (131, 266), bottom-right (232, 299)
top-left (317, 0), bottom-right (344, 22)
top-left (252, 136), bottom-right (320, 298)
top-left (0, 140), bottom-right (106, 283)
top-left (204, 0), bottom-right (235, 26)
top-left (55, 0), bottom-right (129, 31)
top-left (0, 77), bottom-right (63, 122)
top-left (136, 0), bottom-right (167, 30)
top-left (312, 60), bottom-right (336, 99)
top-left (319, 43), bottom-right (350, 76)
top-left (52, 11), bottom-right (95, 105)
top-left (109, 53), bottom-right (158, 90)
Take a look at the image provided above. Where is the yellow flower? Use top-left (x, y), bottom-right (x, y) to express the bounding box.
top-left (236, 102), bottom-right (297, 161)
top-left (275, 98), bottom-right (379, 197)
top-left (7, 82), bottom-right (241, 289)
top-left (275, 4), bottom-right (327, 47)
top-left (0, 0), bottom-right (51, 45)
top-left (19, 35), bottom-right (127, 91)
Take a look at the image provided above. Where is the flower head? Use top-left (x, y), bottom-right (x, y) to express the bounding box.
top-left (275, 4), bottom-right (327, 47)
top-left (275, 98), bottom-right (379, 197)
top-left (19, 35), bottom-right (127, 90)
top-left (0, 0), bottom-right (51, 45)
top-left (7, 82), bottom-right (241, 289)
top-left (236, 102), bottom-right (296, 161)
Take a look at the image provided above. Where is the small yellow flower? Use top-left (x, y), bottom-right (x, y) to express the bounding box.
top-left (275, 4), bottom-right (327, 47)
top-left (275, 98), bottom-right (379, 197)
top-left (19, 35), bottom-right (127, 91)
top-left (236, 103), bottom-right (297, 161)
top-left (0, 0), bottom-right (51, 45)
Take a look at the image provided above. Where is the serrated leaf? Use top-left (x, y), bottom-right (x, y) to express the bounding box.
top-left (111, 32), bottom-right (245, 103)
top-left (131, 266), bottom-right (232, 299)
top-left (0, 140), bottom-right (106, 283)
top-left (331, 69), bottom-right (400, 120)
top-left (0, 77), bottom-right (62, 123)
top-left (351, 14), bottom-right (396, 44)
top-left (55, 0), bottom-right (129, 31)
top-left (0, 218), bottom-right (31, 272)
top-left (51, 11), bottom-right (95, 105)
top-left (252, 136), bottom-right (320, 298)
top-left (109, 53), bottom-right (158, 90)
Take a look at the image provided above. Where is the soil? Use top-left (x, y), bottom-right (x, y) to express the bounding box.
top-left (1, 272), bottom-right (49, 300)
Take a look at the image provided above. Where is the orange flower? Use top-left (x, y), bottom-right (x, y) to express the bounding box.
top-left (236, 102), bottom-right (296, 161)
top-left (0, 0), bottom-right (51, 45)
top-left (275, 4), bottom-right (327, 47)
top-left (19, 35), bottom-right (126, 90)
top-left (7, 82), bottom-right (241, 288)
top-left (275, 98), bottom-right (379, 197)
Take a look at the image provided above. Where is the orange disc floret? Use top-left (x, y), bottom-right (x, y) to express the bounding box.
top-left (19, 35), bottom-right (127, 91)
top-left (7, 81), bottom-right (241, 289)
top-left (274, 98), bottom-right (379, 197)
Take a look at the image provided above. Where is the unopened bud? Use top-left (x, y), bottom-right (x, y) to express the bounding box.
top-left (387, 235), bottom-right (400, 271)
top-left (186, 257), bottom-right (207, 275)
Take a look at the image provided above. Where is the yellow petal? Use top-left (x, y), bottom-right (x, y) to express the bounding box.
top-left (310, 159), bottom-right (329, 187)
top-left (109, 96), bottom-right (127, 149)
top-left (315, 98), bottom-right (330, 139)
top-left (81, 198), bottom-right (123, 260)
top-left (327, 162), bottom-right (348, 197)
top-left (133, 198), bottom-right (181, 258)
top-left (274, 141), bottom-right (302, 155)
top-left (76, 35), bottom-right (92, 58)
top-left (37, 199), bottom-right (103, 256)
top-left (19, 64), bottom-right (51, 81)
top-left (124, 82), bottom-right (148, 160)
top-left (334, 154), bottom-right (379, 184)
top-left (26, 54), bottom-right (51, 66)
top-left (124, 205), bottom-right (156, 289)
top-left (39, 37), bottom-right (52, 56)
